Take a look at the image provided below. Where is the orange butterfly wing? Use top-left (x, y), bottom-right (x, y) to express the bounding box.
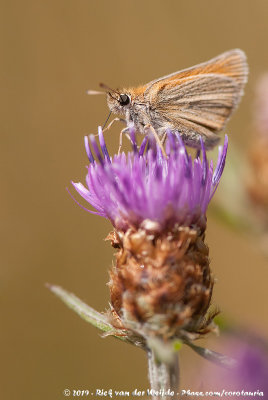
top-left (144, 49), bottom-right (248, 147)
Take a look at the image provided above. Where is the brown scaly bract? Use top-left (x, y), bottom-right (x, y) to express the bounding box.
top-left (106, 223), bottom-right (218, 342)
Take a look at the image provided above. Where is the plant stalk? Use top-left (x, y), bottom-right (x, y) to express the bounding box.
top-left (147, 349), bottom-right (180, 400)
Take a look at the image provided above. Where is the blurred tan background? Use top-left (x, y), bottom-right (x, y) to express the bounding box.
top-left (1, 1), bottom-right (268, 399)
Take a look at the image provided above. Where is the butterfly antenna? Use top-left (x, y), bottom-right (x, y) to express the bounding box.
top-left (99, 82), bottom-right (120, 95)
top-left (102, 110), bottom-right (112, 129)
top-left (86, 89), bottom-right (106, 95)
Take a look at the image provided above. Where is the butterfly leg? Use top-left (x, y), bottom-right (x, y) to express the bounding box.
top-left (102, 118), bottom-right (126, 133)
top-left (118, 127), bottom-right (129, 154)
top-left (160, 132), bottom-right (167, 145)
top-left (144, 124), bottom-right (167, 158)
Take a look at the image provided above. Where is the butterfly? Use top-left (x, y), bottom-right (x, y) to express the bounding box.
top-left (88, 49), bottom-right (248, 149)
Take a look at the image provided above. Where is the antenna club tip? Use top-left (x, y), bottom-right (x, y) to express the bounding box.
top-left (86, 89), bottom-right (105, 95)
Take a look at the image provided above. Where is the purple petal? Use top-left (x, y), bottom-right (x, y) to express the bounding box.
top-left (89, 134), bottom-right (104, 165)
top-left (139, 136), bottom-right (148, 156)
top-left (84, 136), bottom-right (95, 164)
top-left (98, 126), bottom-right (110, 162)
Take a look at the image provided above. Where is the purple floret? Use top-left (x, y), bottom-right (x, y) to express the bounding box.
top-left (72, 128), bottom-right (228, 231)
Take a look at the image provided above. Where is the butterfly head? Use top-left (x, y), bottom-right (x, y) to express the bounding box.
top-left (91, 83), bottom-right (129, 115)
top-left (106, 91), bottom-right (131, 116)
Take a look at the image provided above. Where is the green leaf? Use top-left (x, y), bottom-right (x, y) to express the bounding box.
top-left (185, 341), bottom-right (237, 369)
top-left (47, 283), bottom-right (142, 347)
top-left (47, 284), bottom-right (147, 349)
top-left (47, 284), bottom-right (113, 332)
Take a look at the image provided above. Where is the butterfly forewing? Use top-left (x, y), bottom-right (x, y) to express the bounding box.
top-left (145, 49), bottom-right (247, 93)
top-left (144, 49), bottom-right (248, 147)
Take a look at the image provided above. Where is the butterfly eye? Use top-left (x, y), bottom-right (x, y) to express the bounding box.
top-left (119, 94), bottom-right (130, 106)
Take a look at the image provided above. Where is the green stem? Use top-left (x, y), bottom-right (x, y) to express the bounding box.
top-left (147, 349), bottom-right (180, 400)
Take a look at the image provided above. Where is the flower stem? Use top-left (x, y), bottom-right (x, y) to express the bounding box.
top-left (147, 349), bottom-right (180, 399)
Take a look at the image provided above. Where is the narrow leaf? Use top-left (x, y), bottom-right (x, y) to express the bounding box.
top-left (47, 284), bottom-right (113, 332)
top-left (186, 341), bottom-right (237, 368)
top-left (47, 284), bottom-right (146, 348)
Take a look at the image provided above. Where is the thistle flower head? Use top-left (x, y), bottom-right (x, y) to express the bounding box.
top-left (71, 127), bottom-right (228, 340)
top-left (72, 127), bottom-right (228, 232)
